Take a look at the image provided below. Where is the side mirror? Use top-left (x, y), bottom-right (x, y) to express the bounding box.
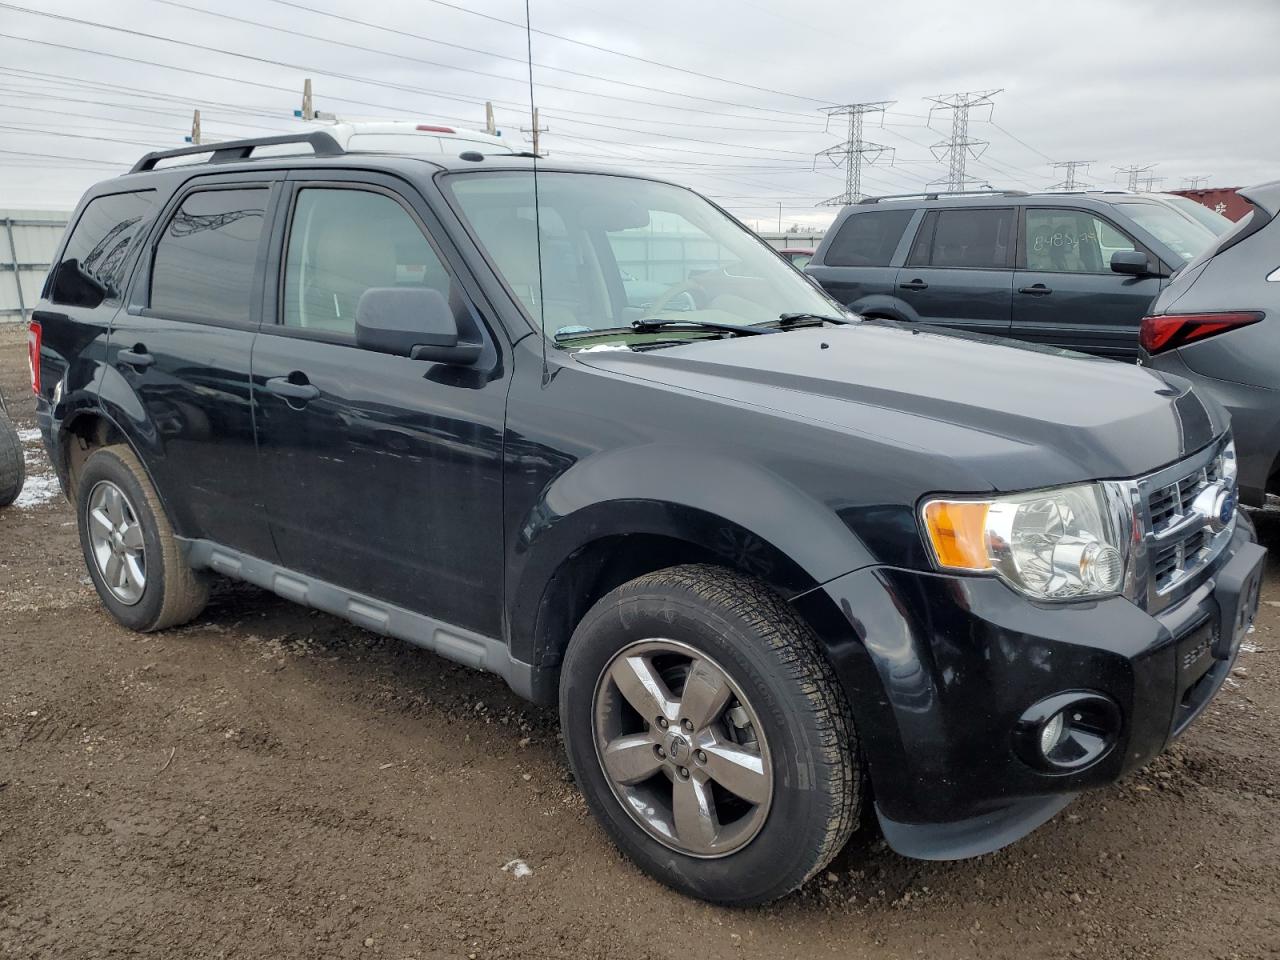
top-left (1110, 250), bottom-right (1151, 276)
top-left (354, 287), bottom-right (482, 365)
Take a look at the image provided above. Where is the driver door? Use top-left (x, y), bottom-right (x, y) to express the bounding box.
top-left (250, 171), bottom-right (509, 637)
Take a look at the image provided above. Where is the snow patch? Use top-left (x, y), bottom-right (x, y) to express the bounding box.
top-left (16, 428), bottom-right (40, 443)
top-left (12, 427), bottom-right (59, 509)
top-left (501, 858), bottom-right (533, 879)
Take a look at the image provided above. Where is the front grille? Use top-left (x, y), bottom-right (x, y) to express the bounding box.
top-left (1137, 441), bottom-right (1233, 602)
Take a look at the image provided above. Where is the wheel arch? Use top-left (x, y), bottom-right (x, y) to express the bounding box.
top-left (848, 294), bottom-right (918, 323)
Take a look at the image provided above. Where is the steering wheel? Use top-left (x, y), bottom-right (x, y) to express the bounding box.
top-left (647, 279), bottom-right (703, 315)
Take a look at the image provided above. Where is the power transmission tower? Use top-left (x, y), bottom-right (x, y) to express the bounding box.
top-left (522, 107), bottom-right (547, 156)
top-left (1182, 174), bottom-right (1211, 189)
top-left (1114, 163), bottom-right (1156, 192)
top-left (1139, 174), bottom-right (1166, 191)
top-left (1049, 159), bottom-right (1093, 191)
top-left (814, 101), bottom-right (894, 206)
top-left (925, 89), bottom-right (1001, 191)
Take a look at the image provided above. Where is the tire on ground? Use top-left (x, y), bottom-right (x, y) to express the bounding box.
top-left (559, 563), bottom-right (861, 906)
top-left (76, 444), bottom-right (209, 631)
top-left (0, 413), bottom-right (25, 507)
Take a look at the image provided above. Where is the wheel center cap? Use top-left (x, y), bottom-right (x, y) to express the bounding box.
top-left (666, 733), bottom-right (689, 762)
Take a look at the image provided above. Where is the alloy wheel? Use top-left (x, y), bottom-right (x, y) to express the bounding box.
top-left (592, 638), bottom-right (773, 858)
top-left (87, 480), bottom-right (146, 605)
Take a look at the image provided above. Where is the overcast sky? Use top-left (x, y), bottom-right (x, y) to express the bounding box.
top-left (2, 0), bottom-right (1278, 228)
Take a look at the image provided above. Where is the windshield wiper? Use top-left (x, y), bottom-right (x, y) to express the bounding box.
top-left (772, 312), bottom-right (855, 328)
top-left (631, 318), bottom-right (777, 336)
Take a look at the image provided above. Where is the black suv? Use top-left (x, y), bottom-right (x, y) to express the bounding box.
top-left (31, 133), bottom-right (1264, 906)
top-left (806, 190), bottom-right (1221, 359)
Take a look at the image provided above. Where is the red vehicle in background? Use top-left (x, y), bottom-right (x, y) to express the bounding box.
top-left (778, 247), bottom-right (815, 269)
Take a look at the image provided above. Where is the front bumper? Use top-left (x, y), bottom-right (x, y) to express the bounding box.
top-left (792, 519), bottom-right (1262, 860)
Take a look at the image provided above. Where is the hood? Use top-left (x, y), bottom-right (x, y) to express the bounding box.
top-left (572, 322), bottom-right (1226, 492)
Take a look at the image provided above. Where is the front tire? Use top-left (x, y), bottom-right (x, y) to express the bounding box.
top-left (560, 564), bottom-right (860, 905)
top-left (76, 445), bottom-right (209, 631)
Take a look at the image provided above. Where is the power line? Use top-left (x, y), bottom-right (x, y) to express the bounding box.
top-left (814, 101), bottom-right (895, 205)
top-left (1049, 160), bottom-right (1094, 191)
top-left (1114, 163), bottom-right (1157, 191)
top-left (925, 89), bottom-right (1001, 191)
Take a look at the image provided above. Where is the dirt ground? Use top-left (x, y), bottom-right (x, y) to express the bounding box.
top-left (1, 325), bottom-right (1278, 960)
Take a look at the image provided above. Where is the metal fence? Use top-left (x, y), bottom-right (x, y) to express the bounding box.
top-left (1, 211), bottom-right (69, 323)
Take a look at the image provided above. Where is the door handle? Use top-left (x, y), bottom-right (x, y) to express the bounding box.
top-left (264, 375), bottom-right (320, 403)
top-left (117, 345), bottom-right (155, 369)
top-left (1018, 284), bottom-right (1053, 296)
top-left (899, 279), bottom-right (929, 291)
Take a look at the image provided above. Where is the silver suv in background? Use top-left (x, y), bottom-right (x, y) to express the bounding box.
top-left (1140, 180), bottom-right (1280, 507)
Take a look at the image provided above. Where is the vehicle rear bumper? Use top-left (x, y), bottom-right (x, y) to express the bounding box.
top-left (791, 519), bottom-right (1261, 860)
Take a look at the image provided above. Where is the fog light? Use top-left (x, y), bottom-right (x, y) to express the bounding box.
top-left (1039, 711), bottom-right (1066, 757)
top-left (1014, 692), bottom-right (1120, 773)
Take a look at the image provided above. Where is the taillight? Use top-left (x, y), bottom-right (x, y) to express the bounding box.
top-left (27, 320), bottom-right (41, 394)
top-left (1139, 311), bottom-right (1264, 355)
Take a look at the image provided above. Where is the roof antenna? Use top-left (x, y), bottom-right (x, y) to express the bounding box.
top-left (525, 0), bottom-right (549, 386)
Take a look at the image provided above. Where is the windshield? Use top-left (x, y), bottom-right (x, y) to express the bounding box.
top-left (1159, 194), bottom-right (1234, 236)
top-left (1114, 200), bottom-right (1217, 261)
top-left (444, 171), bottom-right (838, 343)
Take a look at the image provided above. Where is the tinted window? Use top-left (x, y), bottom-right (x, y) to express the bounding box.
top-left (825, 210), bottom-right (914, 267)
top-left (913, 208), bottom-right (1013, 269)
top-left (282, 188), bottom-right (453, 336)
top-left (1024, 209), bottom-right (1137, 273)
top-left (150, 188), bottom-right (267, 323)
top-left (49, 190), bottom-right (156, 305)
top-left (1113, 200), bottom-right (1216, 262)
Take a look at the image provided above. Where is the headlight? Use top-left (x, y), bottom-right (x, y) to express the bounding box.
top-left (921, 482), bottom-right (1127, 601)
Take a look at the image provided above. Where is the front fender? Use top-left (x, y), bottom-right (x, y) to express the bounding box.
top-left (505, 443), bottom-right (876, 664)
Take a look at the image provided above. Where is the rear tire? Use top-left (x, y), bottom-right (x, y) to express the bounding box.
top-left (0, 413), bottom-right (25, 507)
top-left (76, 445), bottom-right (209, 631)
top-left (559, 564), bottom-right (860, 905)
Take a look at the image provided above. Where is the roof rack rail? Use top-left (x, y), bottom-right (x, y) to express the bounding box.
top-left (129, 131), bottom-right (345, 174)
top-left (857, 188), bottom-right (1030, 204)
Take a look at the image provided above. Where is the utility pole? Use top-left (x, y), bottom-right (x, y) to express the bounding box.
top-left (777, 202), bottom-right (782, 232)
top-left (925, 89), bottom-right (1001, 192)
top-left (485, 101), bottom-right (496, 136)
top-left (1049, 159), bottom-right (1093, 191)
top-left (1114, 163), bottom-right (1156, 192)
top-left (814, 100), bottom-right (894, 206)
top-left (302, 78), bottom-right (313, 120)
top-left (188, 108), bottom-right (201, 146)
top-left (1182, 174), bottom-right (1211, 189)
top-left (522, 107), bottom-right (547, 155)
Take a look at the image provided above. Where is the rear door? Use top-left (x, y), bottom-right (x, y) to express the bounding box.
top-left (250, 171), bottom-right (508, 637)
top-left (806, 207), bottom-right (917, 311)
top-left (892, 206), bottom-right (1016, 334)
top-left (1011, 206), bottom-right (1162, 359)
top-left (111, 173), bottom-right (281, 559)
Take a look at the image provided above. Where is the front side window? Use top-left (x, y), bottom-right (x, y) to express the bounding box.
top-left (825, 209), bottom-right (913, 267)
top-left (281, 187), bottom-right (454, 336)
top-left (444, 171), bottom-right (837, 341)
top-left (150, 188), bottom-right (267, 323)
top-left (49, 190), bottom-right (156, 306)
top-left (1024, 209), bottom-right (1137, 274)
top-left (913, 208), bottom-right (1014, 269)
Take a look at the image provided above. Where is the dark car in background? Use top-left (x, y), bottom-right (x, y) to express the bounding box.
top-left (1141, 180), bottom-right (1280, 507)
top-left (806, 189), bottom-right (1221, 359)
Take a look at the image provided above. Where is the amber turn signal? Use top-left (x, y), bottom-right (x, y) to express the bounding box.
top-left (921, 499), bottom-right (992, 571)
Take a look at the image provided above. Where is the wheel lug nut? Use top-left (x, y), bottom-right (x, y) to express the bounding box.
top-left (654, 745), bottom-right (666, 759)
top-left (656, 717), bottom-right (669, 730)
top-left (681, 719), bottom-right (694, 733)
top-left (694, 750), bottom-right (707, 764)
top-left (677, 766), bottom-right (690, 779)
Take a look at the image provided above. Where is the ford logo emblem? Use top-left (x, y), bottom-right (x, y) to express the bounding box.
top-left (1220, 488), bottom-right (1237, 525)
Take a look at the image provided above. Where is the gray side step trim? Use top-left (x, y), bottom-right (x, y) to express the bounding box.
top-left (182, 539), bottom-right (534, 699)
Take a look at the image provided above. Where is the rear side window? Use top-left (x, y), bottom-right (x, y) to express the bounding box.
top-left (908, 208), bottom-right (1014, 269)
top-left (150, 188), bottom-right (268, 323)
top-left (281, 187), bottom-right (454, 337)
top-left (824, 210), bottom-right (914, 267)
top-left (48, 190), bottom-right (156, 306)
